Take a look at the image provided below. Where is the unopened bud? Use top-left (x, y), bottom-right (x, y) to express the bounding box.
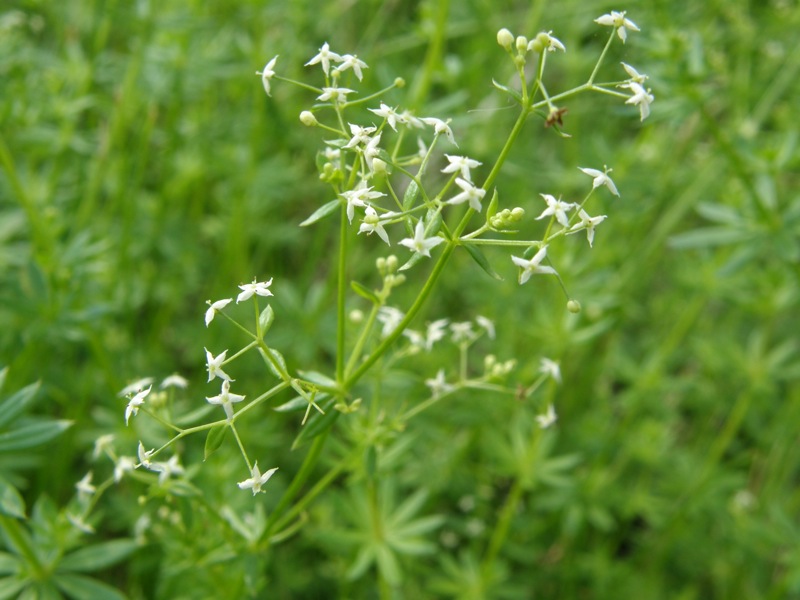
top-left (299, 111), bottom-right (317, 126)
top-left (497, 28), bottom-right (514, 50)
top-left (515, 35), bottom-right (528, 54)
top-left (386, 255), bottom-right (398, 272)
top-left (349, 309), bottom-right (364, 323)
top-left (394, 77), bottom-right (406, 88)
top-left (511, 207), bottom-right (525, 221)
top-left (376, 257), bottom-right (386, 273)
top-left (567, 299), bottom-right (581, 314)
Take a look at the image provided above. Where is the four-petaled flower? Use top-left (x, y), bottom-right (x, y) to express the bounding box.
top-left (125, 386), bottom-right (151, 425)
top-left (344, 123), bottom-right (377, 149)
top-left (206, 379), bottom-right (246, 421)
top-left (238, 462), bottom-right (279, 496)
top-left (578, 166), bottom-right (619, 196)
top-left (399, 220), bottom-right (445, 257)
top-left (569, 209), bottom-right (607, 247)
top-left (621, 62), bottom-right (648, 83)
top-left (594, 10), bottom-right (640, 43)
top-left (76, 472), bottom-right (96, 497)
top-left (341, 182), bottom-right (386, 223)
top-left (420, 117), bottom-right (457, 146)
top-left (358, 206), bottom-right (392, 245)
top-left (447, 177), bottom-right (486, 212)
top-left (205, 298), bottom-right (233, 326)
top-left (425, 369), bottom-right (455, 399)
top-left (476, 315), bottom-right (495, 339)
top-left (205, 348), bottom-right (233, 382)
top-left (369, 103), bottom-right (401, 131)
top-left (511, 246), bottom-right (557, 284)
top-left (237, 278), bottom-right (273, 303)
top-left (256, 55), bottom-right (278, 96)
top-left (539, 357), bottom-right (562, 383)
top-left (317, 86), bottom-right (355, 104)
top-left (335, 54), bottom-right (368, 81)
top-left (536, 193), bottom-right (575, 227)
top-left (305, 42), bottom-right (342, 76)
top-left (536, 403), bottom-right (558, 429)
top-left (149, 455), bottom-right (185, 485)
top-left (441, 154), bottom-right (482, 182)
top-left (624, 81), bottom-right (654, 121)
top-left (137, 442), bottom-right (155, 469)
top-left (377, 306), bottom-right (404, 338)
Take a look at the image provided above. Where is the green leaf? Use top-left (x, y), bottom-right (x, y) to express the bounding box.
top-left (668, 226), bottom-right (753, 249)
top-left (485, 188), bottom-right (499, 220)
top-left (204, 424), bottom-right (227, 460)
top-left (258, 347), bottom-right (287, 380)
top-left (350, 281), bottom-right (379, 304)
top-left (402, 180), bottom-right (419, 212)
top-left (300, 200), bottom-right (339, 227)
top-left (0, 576), bottom-right (26, 600)
top-left (296, 370), bottom-right (337, 388)
top-left (0, 475), bottom-right (25, 518)
top-left (291, 399), bottom-right (339, 450)
top-left (258, 305), bottom-right (275, 336)
top-left (0, 382), bottom-right (40, 430)
top-left (0, 552), bottom-right (21, 576)
top-left (462, 244), bottom-right (503, 280)
top-left (0, 420), bottom-right (72, 453)
top-left (58, 539), bottom-right (137, 573)
top-left (0, 368), bottom-right (7, 393)
top-left (53, 574), bottom-right (127, 600)
top-left (492, 78), bottom-right (523, 104)
top-left (375, 545), bottom-right (402, 586)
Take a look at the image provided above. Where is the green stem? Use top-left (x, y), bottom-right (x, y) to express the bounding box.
top-left (336, 204), bottom-right (348, 383)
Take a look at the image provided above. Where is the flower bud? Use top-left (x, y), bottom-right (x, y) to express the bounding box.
top-left (372, 158), bottom-right (387, 174)
top-left (376, 257), bottom-right (386, 273)
top-left (300, 111), bottom-right (317, 126)
top-left (386, 255), bottom-right (398, 272)
top-left (528, 37), bottom-right (544, 54)
top-left (349, 309), bottom-right (364, 323)
top-left (497, 28), bottom-right (514, 50)
top-left (567, 299), bottom-right (581, 314)
top-left (511, 207), bottom-right (525, 221)
top-left (515, 35), bottom-right (528, 54)
top-left (394, 77), bottom-right (406, 88)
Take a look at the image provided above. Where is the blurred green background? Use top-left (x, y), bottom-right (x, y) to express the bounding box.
top-left (1, 0), bottom-right (799, 597)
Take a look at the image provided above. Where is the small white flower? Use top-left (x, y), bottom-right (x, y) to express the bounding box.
top-left (67, 513), bottom-right (95, 535)
top-left (420, 117), bottom-right (457, 146)
top-left (539, 357), bottom-right (562, 382)
top-left (93, 434), bottom-right (115, 459)
top-left (305, 42), bottom-right (342, 76)
top-left (441, 154), bottom-right (482, 182)
top-left (149, 455), bottom-right (185, 485)
top-left (621, 62), bottom-right (648, 83)
top-left (118, 377), bottom-right (154, 397)
top-left (205, 348), bottom-right (233, 382)
top-left (125, 386), bottom-right (151, 425)
top-left (137, 442), bottom-right (154, 469)
top-left (594, 10), bottom-right (640, 43)
top-left (511, 246), bottom-right (557, 284)
top-left (205, 298), bottom-right (233, 326)
top-left (369, 103), bottom-right (401, 131)
top-left (114, 456), bottom-right (136, 482)
top-left (578, 166), bottom-right (619, 197)
top-left (344, 123), bottom-right (377, 149)
top-left (398, 220), bottom-right (445, 257)
top-left (238, 462), bottom-right (279, 496)
top-left (535, 194), bottom-right (575, 227)
top-left (447, 177), bottom-right (486, 212)
top-left (206, 380), bottom-right (246, 421)
top-left (568, 209), bottom-right (607, 247)
top-left (425, 318), bottom-right (450, 350)
top-left (358, 206), bottom-right (391, 245)
top-left (341, 182), bottom-right (386, 224)
top-left (377, 306), bottom-right (405, 338)
top-left (75, 472), bottom-right (96, 497)
top-left (256, 55), bottom-right (278, 96)
top-left (450, 321), bottom-right (476, 343)
top-left (317, 86), bottom-right (355, 104)
top-left (335, 54), bottom-right (368, 81)
top-left (237, 278), bottom-right (273, 303)
top-left (624, 82), bottom-right (655, 121)
top-left (476, 315), bottom-right (495, 339)
top-left (532, 30), bottom-right (565, 53)
top-left (161, 373), bottom-right (189, 389)
top-left (425, 369), bottom-right (454, 399)
top-left (536, 403), bottom-right (558, 429)
top-left (363, 132), bottom-right (383, 172)
top-left (399, 110), bottom-right (424, 129)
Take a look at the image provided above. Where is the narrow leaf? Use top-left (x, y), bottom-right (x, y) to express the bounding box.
top-left (485, 188), bottom-right (499, 220)
top-left (300, 200), bottom-right (339, 227)
top-left (0, 382), bottom-right (40, 429)
top-left (258, 305), bottom-right (275, 336)
top-left (204, 424), bottom-right (227, 460)
top-left (402, 180), bottom-right (419, 212)
top-left (291, 400), bottom-right (339, 450)
top-left (58, 539), bottom-right (137, 573)
top-left (462, 244), bottom-right (503, 280)
top-left (350, 281), bottom-right (379, 304)
top-left (0, 420), bottom-right (72, 453)
top-left (0, 475), bottom-right (25, 518)
top-left (492, 78), bottom-right (523, 104)
top-left (53, 574), bottom-right (127, 600)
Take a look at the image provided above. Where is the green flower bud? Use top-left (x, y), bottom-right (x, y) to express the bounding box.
top-left (511, 207), bottom-right (525, 221)
top-left (497, 28), bottom-right (514, 50)
top-left (567, 299), bottom-right (581, 314)
top-left (299, 111), bottom-right (317, 126)
top-left (515, 35), bottom-right (528, 54)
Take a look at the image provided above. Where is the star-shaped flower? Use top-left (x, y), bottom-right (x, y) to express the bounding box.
top-left (535, 194), bottom-right (575, 227)
top-left (539, 357), bottom-right (562, 382)
top-left (369, 103), bottom-right (401, 131)
top-left (568, 209), bottom-right (607, 247)
top-left (420, 117), bottom-right (457, 146)
top-left (511, 246), bottom-right (557, 284)
top-left (161, 373), bottom-right (189, 389)
top-left (377, 306), bottom-right (404, 338)
top-left (447, 177), bottom-right (486, 212)
top-left (114, 456), bottom-right (136, 482)
top-left (341, 182), bottom-right (386, 223)
top-left (425, 369), bottom-right (455, 399)
top-left (621, 62), bottom-right (648, 84)
top-left (624, 82), bottom-right (654, 121)
top-left (536, 403), bottom-right (558, 429)
top-left (238, 462), bottom-right (279, 496)
top-left (205, 298), bottom-right (233, 326)
top-left (125, 386), bottom-right (151, 425)
top-left (149, 455), bottom-right (185, 485)
top-left (594, 10), bottom-right (640, 43)
top-left (317, 86), bottom-right (355, 104)
top-left (533, 30), bottom-right (566, 52)
top-left (205, 348), bottom-right (233, 382)
top-left (344, 123), bottom-right (377, 149)
top-left (398, 220), bottom-right (445, 257)
top-left (358, 206), bottom-right (391, 245)
top-left (305, 42), bottom-right (342, 76)
top-left (76, 472), bottom-right (96, 497)
top-left (441, 154), bottom-right (482, 182)
top-left (578, 166), bottom-right (619, 196)
top-left (137, 442), bottom-right (155, 469)
top-left (335, 54), bottom-right (368, 81)
top-left (237, 278), bottom-right (273, 303)
top-left (206, 379), bottom-right (246, 421)
top-left (256, 56), bottom-right (278, 96)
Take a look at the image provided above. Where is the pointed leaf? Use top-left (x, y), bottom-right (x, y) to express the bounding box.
top-left (0, 552), bottom-right (21, 576)
top-left (258, 305), bottom-right (275, 336)
top-left (258, 347), bottom-right (287, 380)
top-left (58, 539), bottom-right (137, 573)
top-left (462, 244), bottom-right (503, 280)
top-left (291, 399), bottom-right (339, 450)
top-left (402, 180), bottom-right (420, 212)
top-left (53, 574), bottom-right (127, 600)
top-left (485, 188), bottom-right (499, 220)
top-left (0, 420), bottom-right (72, 453)
top-left (350, 281), bottom-right (379, 304)
top-left (204, 424), bottom-right (227, 460)
top-left (296, 370), bottom-right (337, 388)
top-left (0, 475), bottom-right (25, 518)
top-left (0, 382), bottom-right (40, 429)
top-left (300, 200), bottom-right (340, 227)
top-left (492, 78), bottom-right (523, 104)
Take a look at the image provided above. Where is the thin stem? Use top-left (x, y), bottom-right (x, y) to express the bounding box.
top-left (336, 204), bottom-right (348, 383)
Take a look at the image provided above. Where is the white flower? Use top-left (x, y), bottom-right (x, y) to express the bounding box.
top-left (535, 194), bottom-right (575, 227)
top-left (532, 30), bottom-right (565, 52)
top-left (114, 456), bottom-right (136, 482)
top-left (238, 462), bottom-right (279, 496)
top-left (149, 455), bottom-right (185, 485)
top-left (358, 206), bottom-right (391, 245)
top-left (137, 442), bottom-right (154, 469)
top-left (425, 318), bottom-right (450, 350)
top-left (420, 117), bottom-right (457, 146)
top-left (118, 377), bottom-right (154, 397)
top-left (536, 403), bottom-right (558, 429)
top-left (344, 123), bottom-right (377, 149)
top-left (369, 103), bottom-right (401, 131)
top-left (93, 434), bottom-right (115, 459)
top-left (205, 348), bottom-right (233, 382)
top-left (621, 62), bottom-right (648, 83)
top-left (399, 110), bottom-right (424, 129)
top-left (398, 220), bottom-right (445, 257)
top-left (161, 373), bottom-right (189, 389)
top-left (341, 182), bottom-right (386, 223)
top-left (67, 513), bottom-right (95, 535)
top-left (539, 357), bottom-right (562, 383)
top-left (450, 321), bottom-right (476, 343)
top-left (624, 82), bottom-right (654, 121)
top-left (425, 369), bottom-right (455, 399)
top-left (205, 298), bottom-right (233, 326)
top-left (594, 10), bottom-right (640, 43)
top-left (207, 380), bottom-right (246, 421)
top-left (317, 86), bottom-right (355, 104)
top-left (568, 209), bottom-right (607, 247)
top-left (125, 386), bottom-right (151, 425)
top-left (335, 54), bottom-right (368, 80)
top-left (447, 177), bottom-right (486, 212)
top-left (75, 472), bottom-right (96, 497)
top-left (476, 315), bottom-right (495, 339)
top-left (256, 55), bottom-right (278, 96)
top-left (377, 306), bottom-right (404, 338)
top-left (305, 42), bottom-right (342, 76)
top-left (237, 278), bottom-right (273, 303)
top-left (441, 154), bottom-right (482, 182)
top-left (511, 246), bottom-right (557, 284)
top-left (578, 166), bottom-right (619, 197)
top-left (363, 132), bottom-right (383, 172)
